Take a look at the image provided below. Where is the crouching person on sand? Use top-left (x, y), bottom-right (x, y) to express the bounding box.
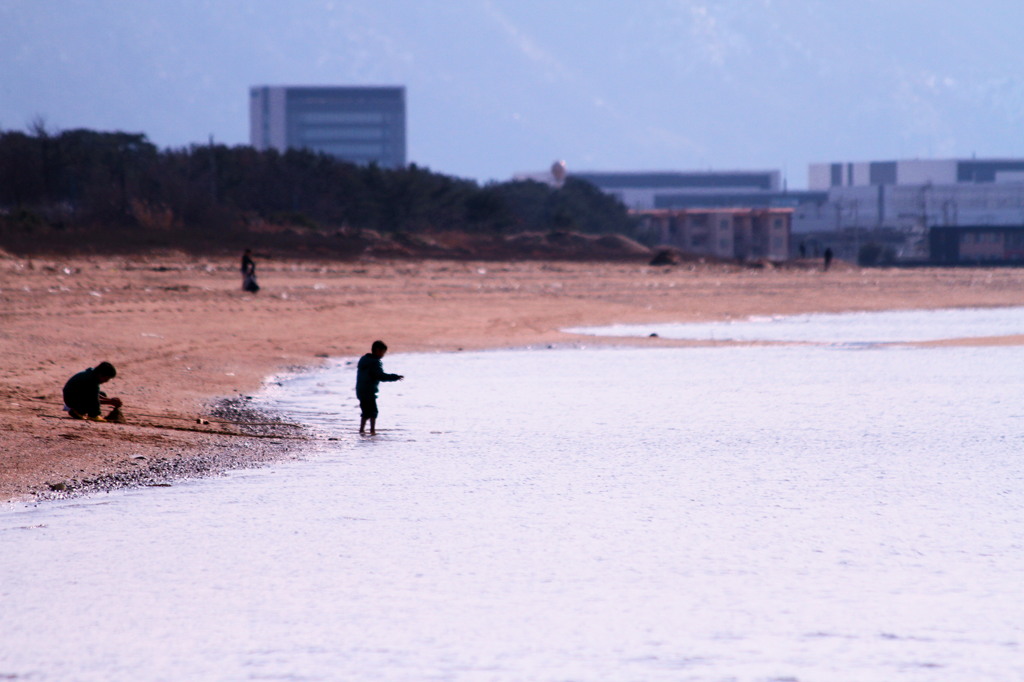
top-left (63, 361), bottom-right (123, 422)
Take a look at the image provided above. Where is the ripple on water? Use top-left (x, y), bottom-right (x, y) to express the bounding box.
top-left (1, 340), bottom-right (1023, 681)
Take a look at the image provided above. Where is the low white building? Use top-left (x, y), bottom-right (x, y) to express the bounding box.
top-left (513, 169), bottom-right (789, 211)
top-left (807, 158), bottom-right (1024, 231)
top-left (568, 170), bottom-right (782, 210)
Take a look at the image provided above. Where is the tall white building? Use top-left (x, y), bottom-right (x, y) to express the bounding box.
top-left (250, 86), bottom-right (406, 169)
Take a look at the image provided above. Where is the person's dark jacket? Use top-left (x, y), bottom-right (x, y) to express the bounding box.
top-left (63, 368), bottom-right (104, 418)
top-left (355, 354), bottom-right (401, 399)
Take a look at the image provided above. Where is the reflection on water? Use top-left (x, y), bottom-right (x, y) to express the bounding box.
top-left (2, 340), bottom-right (1024, 681)
top-left (567, 306), bottom-right (1024, 344)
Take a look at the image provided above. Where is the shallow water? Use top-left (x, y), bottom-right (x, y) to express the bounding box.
top-left (2, 333), bottom-right (1024, 680)
top-left (566, 306), bottom-right (1024, 344)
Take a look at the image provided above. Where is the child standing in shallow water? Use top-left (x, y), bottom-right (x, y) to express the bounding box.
top-left (355, 340), bottom-right (404, 435)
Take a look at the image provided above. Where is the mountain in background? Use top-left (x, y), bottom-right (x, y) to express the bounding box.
top-left (1, 0), bottom-right (1022, 186)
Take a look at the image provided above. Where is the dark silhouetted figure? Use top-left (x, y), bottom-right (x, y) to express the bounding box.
top-left (241, 249), bottom-right (259, 293)
top-left (355, 340), bottom-right (404, 435)
top-left (823, 247), bottom-right (834, 271)
top-left (799, 241), bottom-right (807, 258)
top-left (63, 362), bottom-right (122, 421)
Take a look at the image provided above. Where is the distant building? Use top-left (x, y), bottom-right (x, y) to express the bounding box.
top-left (634, 208), bottom-right (792, 262)
top-left (511, 167), bottom-right (797, 261)
top-left (803, 158), bottom-right (1024, 262)
top-left (514, 169), bottom-right (799, 209)
top-left (514, 167), bottom-right (825, 231)
top-left (929, 225), bottom-right (1024, 265)
top-left (570, 170), bottom-right (783, 210)
top-left (517, 159), bottom-right (1024, 264)
top-left (250, 86), bottom-right (406, 169)
top-left (807, 158), bottom-right (1024, 233)
top-left (809, 158), bottom-right (1024, 190)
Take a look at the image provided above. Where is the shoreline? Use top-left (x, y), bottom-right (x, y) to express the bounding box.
top-left (5, 253), bottom-right (1024, 503)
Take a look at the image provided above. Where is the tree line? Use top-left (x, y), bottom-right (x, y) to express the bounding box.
top-left (0, 127), bottom-right (633, 239)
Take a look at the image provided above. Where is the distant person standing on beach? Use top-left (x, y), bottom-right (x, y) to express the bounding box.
top-left (241, 249), bottom-right (259, 293)
top-left (823, 247), bottom-right (834, 271)
top-left (356, 340), bottom-right (404, 435)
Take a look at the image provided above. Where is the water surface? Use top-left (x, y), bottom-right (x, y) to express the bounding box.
top-left (2, 336), bottom-right (1023, 680)
top-left (566, 306), bottom-right (1024, 344)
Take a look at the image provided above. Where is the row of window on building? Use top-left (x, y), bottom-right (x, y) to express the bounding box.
top-left (250, 85), bottom-right (406, 170)
top-left (632, 209), bottom-right (791, 262)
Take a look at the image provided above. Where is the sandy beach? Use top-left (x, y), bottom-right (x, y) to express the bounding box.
top-left (4, 251), bottom-right (1024, 502)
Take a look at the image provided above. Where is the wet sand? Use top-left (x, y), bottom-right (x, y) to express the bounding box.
top-left (4, 251), bottom-right (1024, 502)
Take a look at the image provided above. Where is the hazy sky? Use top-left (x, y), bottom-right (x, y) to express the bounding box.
top-left (2, 0), bottom-right (1023, 186)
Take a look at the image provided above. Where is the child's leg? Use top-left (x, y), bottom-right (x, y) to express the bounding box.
top-left (368, 417), bottom-right (376, 435)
